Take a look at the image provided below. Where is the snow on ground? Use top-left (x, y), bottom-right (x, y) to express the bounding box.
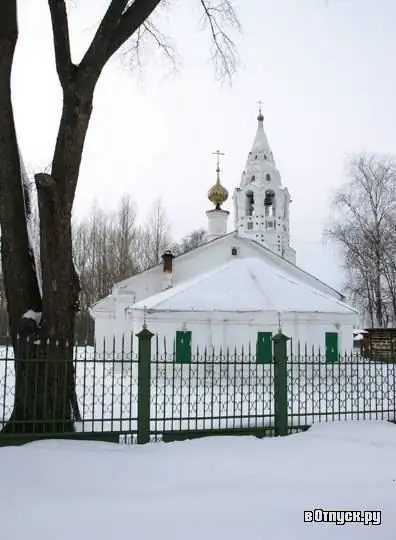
top-left (1, 421), bottom-right (396, 540)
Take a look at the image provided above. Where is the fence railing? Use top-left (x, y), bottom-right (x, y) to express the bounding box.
top-left (0, 328), bottom-right (395, 446)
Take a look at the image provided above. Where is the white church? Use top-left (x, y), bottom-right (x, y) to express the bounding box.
top-left (91, 106), bottom-right (359, 361)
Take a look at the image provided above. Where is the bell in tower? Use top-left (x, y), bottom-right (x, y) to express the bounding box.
top-left (264, 190), bottom-right (275, 207)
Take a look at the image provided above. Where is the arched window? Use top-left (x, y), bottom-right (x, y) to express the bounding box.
top-left (250, 175), bottom-right (255, 182)
top-left (264, 190), bottom-right (275, 217)
top-left (246, 191), bottom-right (254, 217)
top-left (266, 174), bottom-right (271, 182)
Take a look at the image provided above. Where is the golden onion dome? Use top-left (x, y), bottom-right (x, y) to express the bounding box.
top-left (208, 165), bottom-right (228, 209)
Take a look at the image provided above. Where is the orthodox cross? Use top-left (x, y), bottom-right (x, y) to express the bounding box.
top-left (212, 149), bottom-right (225, 171)
top-left (257, 100), bottom-right (263, 114)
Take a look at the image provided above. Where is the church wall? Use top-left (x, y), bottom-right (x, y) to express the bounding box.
top-left (94, 312), bottom-right (116, 352)
top-left (93, 230), bottom-right (347, 335)
top-left (124, 309), bottom-right (356, 360)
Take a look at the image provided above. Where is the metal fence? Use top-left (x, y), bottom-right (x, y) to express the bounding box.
top-left (0, 328), bottom-right (395, 446)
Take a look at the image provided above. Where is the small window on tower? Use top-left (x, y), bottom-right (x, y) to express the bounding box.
top-left (266, 174), bottom-right (271, 182)
top-left (250, 175), bottom-right (255, 182)
top-left (231, 247), bottom-right (238, 256)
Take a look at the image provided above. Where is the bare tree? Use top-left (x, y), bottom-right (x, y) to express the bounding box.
top-left (171, 227), bottom-right (207, 255)
top-left (73, 195), bottom-right (139, 303)
top-left (325, 155), bottom-right (396, 328)
top-left (72, 195), bottom-right (141, 339)
top-left (136, 198), bottom-right (171, 268)
top-left (115, 195), bottom-right (138, 280)
top-left (0, 0), bottom-right (240, 434)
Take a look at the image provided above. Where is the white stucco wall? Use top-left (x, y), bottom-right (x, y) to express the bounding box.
top-left (123, 310), bottom-right (356, 360)
top-left (94, 312), bottom-right (116, 351)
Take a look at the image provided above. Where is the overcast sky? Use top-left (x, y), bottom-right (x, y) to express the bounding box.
top-left (12, 0), bottom-right (396, 290)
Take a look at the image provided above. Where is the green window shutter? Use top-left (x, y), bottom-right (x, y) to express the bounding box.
top-left (175, 331), bottom-right (192, 364)
top-left (325, 332), bottom-right (339, 363)
top-left (256, 332), bottom-right (273, 364)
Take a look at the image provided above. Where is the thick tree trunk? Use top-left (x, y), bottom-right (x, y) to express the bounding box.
top-left (37, 81), bottom-right (92, 343)
top-left (0, 2), bottom-right (41, 341)
top-left (0, 3), bottom-right (82, 436)
top-left (37, 82), bottom-right (93, 345)
top-left (32, 78), bottom-right (94, 431)
top-left (0, 1), bottom-right (48, 435)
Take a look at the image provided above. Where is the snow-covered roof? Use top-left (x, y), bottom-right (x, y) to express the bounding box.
top-left (90, 295), bottom-right (115, 313)
top-left (130, 257), bottom-right (358, 314)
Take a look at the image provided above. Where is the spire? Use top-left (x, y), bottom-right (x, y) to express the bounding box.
top-left (250, 100), bottom-right (272, 155)
top-left (238, 102), bottom-right (279, 191)
top-left (208, 150), bottom-right (229, 209)
top-left (257, 100), bottom-right (264, 123)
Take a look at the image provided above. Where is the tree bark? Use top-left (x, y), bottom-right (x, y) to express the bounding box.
top-left (0, 1), bottom-right (47, 435)
top-left (0, 2), bottom-right (80, 436)
top-left (37, 72), bottom-right (93, 340)
top-left (0, 2), bottom-right (41, 343)
top-left (29, 73), bottom-right (94, 434)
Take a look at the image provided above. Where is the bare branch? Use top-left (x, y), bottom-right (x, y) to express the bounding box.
top-left (199, 0), bottom-right (241, 84)
top-left (105, 0), bottom-right (163, 64)
top-left (123, 17), bottom-right (178, 73)
top-left (144, 20), bottom-right (176, 67)
top-left (79, 0), bottom-right (129, 75)
top-left (47, 0), bottom-right (73, 87)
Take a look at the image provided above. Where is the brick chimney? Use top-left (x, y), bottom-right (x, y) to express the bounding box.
top-left (161, 250), bottom-right (174, 290)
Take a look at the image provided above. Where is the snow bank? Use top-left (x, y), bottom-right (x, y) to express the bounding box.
top-left (1, 421), bottom-right (395, 540)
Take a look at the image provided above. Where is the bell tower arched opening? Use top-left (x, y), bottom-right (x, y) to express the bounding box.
top-left (264, 189), bottom-right (275, 217)
top-left (246, 191), bottom-right (254, 217)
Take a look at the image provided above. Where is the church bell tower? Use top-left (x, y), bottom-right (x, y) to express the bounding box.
top-left (233, 104), bottom-right (296, 264)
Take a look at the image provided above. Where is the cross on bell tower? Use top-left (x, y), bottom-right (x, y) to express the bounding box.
top-left (256, 100), bottom-right (264, 122)
top-left (212, 149), bottom-right (225, 172)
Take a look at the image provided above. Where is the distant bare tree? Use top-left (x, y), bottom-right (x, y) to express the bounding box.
top-left (72, 195), bottom-right (142, 338)
top-left (137, 198), bottom-right (171, 268)
top-left (325, 155), bottom-right (396, 327)
top-left (116, 195), bottom-right (138, 280)
top-left (171, 228), bottom-right (207, 255)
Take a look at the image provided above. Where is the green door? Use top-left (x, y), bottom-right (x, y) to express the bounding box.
top-left (325, 332), bottom-right (339, 363)
top-left (175, 331), bottom-right (192, 364)
top-left (256, 332), bottom-right (273, 364)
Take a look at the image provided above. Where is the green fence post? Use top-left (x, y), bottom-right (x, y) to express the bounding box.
top-left (273, 331), bottom-right (289, 437)
top-left (137, 325), bottom-right (154, 444)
